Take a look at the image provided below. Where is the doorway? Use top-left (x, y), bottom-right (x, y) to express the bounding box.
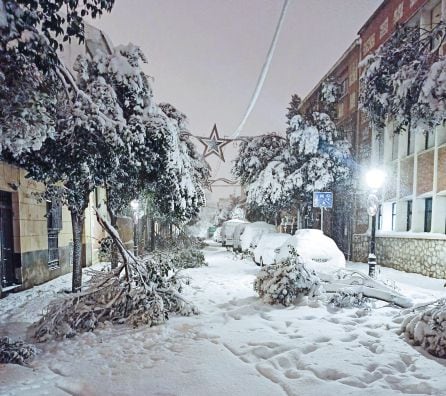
top-left (0, 191), bottom-right (15, 287)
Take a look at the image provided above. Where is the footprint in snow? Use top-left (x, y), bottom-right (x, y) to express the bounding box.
top-left (340, 333), bottom-right (358, 342)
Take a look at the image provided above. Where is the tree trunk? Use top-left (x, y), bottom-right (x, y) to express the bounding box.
top-left (71, 210), bottom-right (85, 293)
top-left (110, 213), bottom-right (120, 270)
top-left (150, 218), bottom-right (155, 251)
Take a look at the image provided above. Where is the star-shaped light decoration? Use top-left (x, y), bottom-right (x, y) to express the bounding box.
top-left (197, 124), bottom-right (232, 161)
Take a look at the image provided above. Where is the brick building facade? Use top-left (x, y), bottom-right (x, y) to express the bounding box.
top-left (302, 0), bottom-right (446, 277)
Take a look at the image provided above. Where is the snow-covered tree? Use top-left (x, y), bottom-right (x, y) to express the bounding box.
top-left (286, 94), bottom-right (301, 123)
top-left (359, 22), bottom-right (446, 135)
top-left (233, 134), bottom-right (286, 186)
top-left (153, 103), bottom-right (209, 224)
top-left (0, 0), bottom-right (115, 154)
top-left (287, 111), bottom-right (350, 194)
top-left (235, 91), bottom-right (351, 222)
top-left (20, 89), bottom-right (122, 292)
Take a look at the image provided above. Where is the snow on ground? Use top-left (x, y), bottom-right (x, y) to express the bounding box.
top-left (1, 245), bottom-right (446, 395)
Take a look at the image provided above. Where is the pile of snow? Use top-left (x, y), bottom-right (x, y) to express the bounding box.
top-left (401, 299), bottom-right (446, 358)
top-left (254, 252), bottom-right (321, 306)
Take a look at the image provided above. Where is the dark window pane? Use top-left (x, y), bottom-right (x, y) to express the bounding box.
top-left (406, 200), bottom-right (412, 231)
top-left (377, 205), bottom-right (383, 230)
top-left (391, 202), bottom-right (397, 230)
top-left (424, 198), bottom-right (433, 232)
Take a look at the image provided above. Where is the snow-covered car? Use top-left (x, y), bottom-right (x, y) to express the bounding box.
top-left (232, 222), bottom-right (250, 252)
top-left (213, 226), bottom-right (222, 243)
top-left (276, 229), bottom-right (345, 276)
top-left (253, 232), bottom-right (291, 266)
top-left (221, 219), bottom-right (249, 247)
top-left (239, 222), bottom-right (277, 253)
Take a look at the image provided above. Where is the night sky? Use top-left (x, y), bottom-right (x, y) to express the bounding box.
top-left (92, 0), bottom-right (382, 201)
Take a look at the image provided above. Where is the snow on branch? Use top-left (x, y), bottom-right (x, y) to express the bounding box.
top-left (400, 299), bottom-right (446, 358)
top-left (32, 209), bottom-right (197, 342)
top-left (359, 22), bottom-right (446, 135)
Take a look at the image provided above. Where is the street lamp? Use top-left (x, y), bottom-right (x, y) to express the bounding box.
top-left (130, 199), bottom-right (140, 256)
top-left (365, 168), bottom-right (385, 278)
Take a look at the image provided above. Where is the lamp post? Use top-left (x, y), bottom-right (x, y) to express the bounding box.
top-left (365, 169), bottom-right (385, 278)
top-left (130, 199), bottom-right (140, 256)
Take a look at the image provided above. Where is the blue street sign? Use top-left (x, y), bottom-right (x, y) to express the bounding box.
top-left (313, 191), bottom-right (333, 208)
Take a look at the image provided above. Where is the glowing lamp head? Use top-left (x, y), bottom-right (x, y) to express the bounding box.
top-left (130, 199), bottom-right (140, 211)
top-left (365, 169), bottom-right (385, 190)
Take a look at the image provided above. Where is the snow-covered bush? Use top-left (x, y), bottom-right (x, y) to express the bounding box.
top-left (328, 290), bottom-right (371, 309)
top-left (173, 249), bottom-right (206, 269)
top-left (0, 337), bottom-right (38, 365)
top-left (401, 299), bottom-right (446, 358)
top-left (254, 252), bottom-right (322, 306)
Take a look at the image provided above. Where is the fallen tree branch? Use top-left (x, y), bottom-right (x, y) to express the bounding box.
top-left (32, 209), bottom-right (198, 342)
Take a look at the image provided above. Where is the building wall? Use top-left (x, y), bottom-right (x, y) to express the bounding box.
top-left (0, 162), bottom-right (109, 291)
top-left (351, 0), bottom-right (446, 277)
top-left (353, 233), bottom-right (446, 278)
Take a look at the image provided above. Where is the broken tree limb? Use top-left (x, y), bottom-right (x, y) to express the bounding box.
top-left (32, 209), bottom-right (198, 342)
top-left (323, 283), bottom-right (413, 308)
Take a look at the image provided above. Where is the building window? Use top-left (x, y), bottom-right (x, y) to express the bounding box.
top-left (407, 127), bottom-right (415, 155)
top-left (377, 134), bottom-right (384, 162)
top-left (46, 199), bottom-right (62, 268)
top-left (363, 33), bottom-right (375, 56)
top-left (406, 200), bottom-right (412, 231)
top-left (95, 188), bottom-right (100, 208)
top-left (424, 197), bottom-right (433, 232)
top-left (393, 2), bottom-right (404, 24)
top-left (380, 17), bottom-right (389, 38)
top-left (339, 78), bottom-right (348, 98)
top-left (349, 64), bottom-right (357, 86)
top-left (424, 131), bottom-right (435, 149)
top-left (349, 91), bottom-right (356, 110)
top-left (392, 133), bottom-right (399, 160)
top-left (338, 102), bottom-right (344, 118)
top-left (377, 204), bottom-right (383, 230)
top-left (391, 202), bottom-right (397, 230)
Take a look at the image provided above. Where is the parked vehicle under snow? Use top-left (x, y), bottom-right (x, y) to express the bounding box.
top-left (276, 229), bottom-right (345, 276)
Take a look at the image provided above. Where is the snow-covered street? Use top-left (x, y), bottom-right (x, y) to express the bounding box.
top-left (1, 244), bottom-right (446, 396)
